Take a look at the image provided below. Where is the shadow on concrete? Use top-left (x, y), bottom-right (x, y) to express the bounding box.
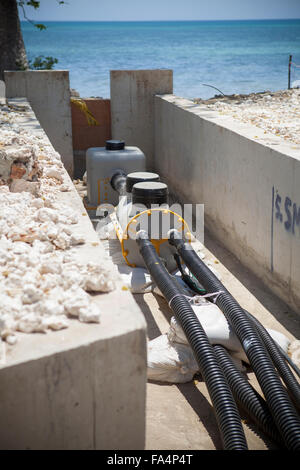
top-left (204, 227), bottom-right (300, 338)
top-left (134, 293), bottom-right (162, 341)
top-left (176, 381), bottom-right (223, 450)
top-left (238, 408), bottom-right (280, 450)
top-left (152, 292), bottom-right (173, 323)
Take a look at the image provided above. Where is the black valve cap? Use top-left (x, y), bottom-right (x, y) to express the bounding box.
top-left (132, 181), bottom-right (168, 208)
top-left (105, 140), bottom-right (125, 151)
top-left (126, 171), bottom-right (160, 193)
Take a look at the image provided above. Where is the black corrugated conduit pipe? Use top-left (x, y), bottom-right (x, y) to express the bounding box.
top-left (168, 230), bottom-right (300, 450)
top-left (136, 230), bottom-right (248, 450)
top-left (213, 344), bottom-right (285, 447)
top-left (243, 309), bottom-right (300, 411)
top-left (276, 344), bottom-right (300, 380)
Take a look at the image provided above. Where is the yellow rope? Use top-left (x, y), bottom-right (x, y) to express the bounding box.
top-left (70, 98), bottom-right (100, 126)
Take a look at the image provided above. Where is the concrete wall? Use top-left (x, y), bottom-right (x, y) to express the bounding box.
top-left (154, 95), bottom-right (300, 314)
top-left (0, 98), bottom-right (147, 449)
top-left (0, 80), bottom-right (5, 99)
top-left (4, 71), bottom-right (74, 176)
top-left (110, 70), bottom-right (173, 170)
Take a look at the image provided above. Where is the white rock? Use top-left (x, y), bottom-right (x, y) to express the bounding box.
top-left (6, 334), bottom-right (17, 345)
top-left (53, 231), bottom-right (71, 250)
top-left (32, 239), bottom-right (54, 253)
top-left (0, 103), bottom-right (116, 345)
top-left (35, 207), bottom-right (59, 223)
top-left (17, 313), bottom-right (46, 333)
top-left (9, 180), bottom-right (40, 196)
top-left (70, 233), bottom-right (85, 245)
top-left (12, 241), bottom-right (30, 254)
top-left (79, 302), bottom-right (101, 323)
top-left (39, 261), bottom-right (62, 275)
top-left (42, 315), bottom-right (69, 330)
top-left (59, 184), bottom-right (71, 192)
top-left (0, 314), bottom-right (17, 338)
top-left (83, 263), bottom-right (115, 292)
top-left (44, 168), bottom-right (64, 183)
top-left (31, 197), bottom-right (44, 208)
top-left (63, 287), bottom-right (91, 317)
top-left (22, 284), bottom-right (42, 304)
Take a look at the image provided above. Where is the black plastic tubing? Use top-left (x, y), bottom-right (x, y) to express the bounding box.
top-left (168, 231), bottom-right (300, 450)
top-left (213, 344), bottom-right (284, 447)
top-left (136, 231), bottom-right (248, 450)
top-left (243, 309), bottom-right (300, 411)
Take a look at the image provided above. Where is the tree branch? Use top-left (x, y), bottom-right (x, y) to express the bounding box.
top-left (18, 1), bottom-right (68, 30)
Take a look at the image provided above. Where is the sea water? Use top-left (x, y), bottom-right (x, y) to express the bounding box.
top-left (21, 19), bottom-right (300, 99)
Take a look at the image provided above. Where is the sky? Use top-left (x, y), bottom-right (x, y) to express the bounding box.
top-left (18, 0), bottom-right (300, 22)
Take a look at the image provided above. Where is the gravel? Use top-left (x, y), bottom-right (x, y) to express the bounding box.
top-left (194, 89), bottom-right (300, 147)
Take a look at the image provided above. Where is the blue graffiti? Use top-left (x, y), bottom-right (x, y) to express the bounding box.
top-left (274, 190), bottom-right (300, 235)
top-left (284, 196), bottom-right (292, 231)
top-left (293, 203), bottom-right (300, 234)
top-left (275, 193), bottom-right (283, 222)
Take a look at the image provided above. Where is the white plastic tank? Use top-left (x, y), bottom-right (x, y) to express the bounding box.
top-left (86, 140), bottom-right (146, 207)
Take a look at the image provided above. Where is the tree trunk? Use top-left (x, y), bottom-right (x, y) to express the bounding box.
top-left (0, 0), bottom-right (28, 81)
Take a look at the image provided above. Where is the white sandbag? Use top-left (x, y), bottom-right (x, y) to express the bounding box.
top-left (147, 334), bottom-right (199, 383)
top-left (267, 328), bottom-right (291, 353)
top-left (224, 327), bottom-right (291, 363)
top-left (288, 340), bottom-right (300, 369)
top-left (147, 333), bottom-right (245, 384)
top-left (168, 300), bottom-right (242, 350)
top-left (118, 265), bottom-right (153, 293)
top-left (167, 302), bottom-right (291, 364)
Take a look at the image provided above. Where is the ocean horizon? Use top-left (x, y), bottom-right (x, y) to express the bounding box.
top-left (21, 19), bottom-right (300, 99)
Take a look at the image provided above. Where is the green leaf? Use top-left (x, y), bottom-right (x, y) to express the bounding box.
top-left (34, 23), bottom-right (47, 30)
top-left (29, 55), bottom-right (58, 70)
top-left (26, 1), bottom-right (40, 9)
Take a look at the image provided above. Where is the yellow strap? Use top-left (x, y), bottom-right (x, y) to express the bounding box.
top-left (71, 98), bottom-right (100, 126)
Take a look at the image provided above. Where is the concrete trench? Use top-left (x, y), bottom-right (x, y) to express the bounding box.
top-left (1, 70), bottom-right (300, 450)
top-left (75, 176), bottom-right (300, 450)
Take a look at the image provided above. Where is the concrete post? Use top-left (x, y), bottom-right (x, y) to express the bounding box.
top-left (4, 70), bottom-right (74, 176)
top-left (110, 70), bottom-right (173, 170)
